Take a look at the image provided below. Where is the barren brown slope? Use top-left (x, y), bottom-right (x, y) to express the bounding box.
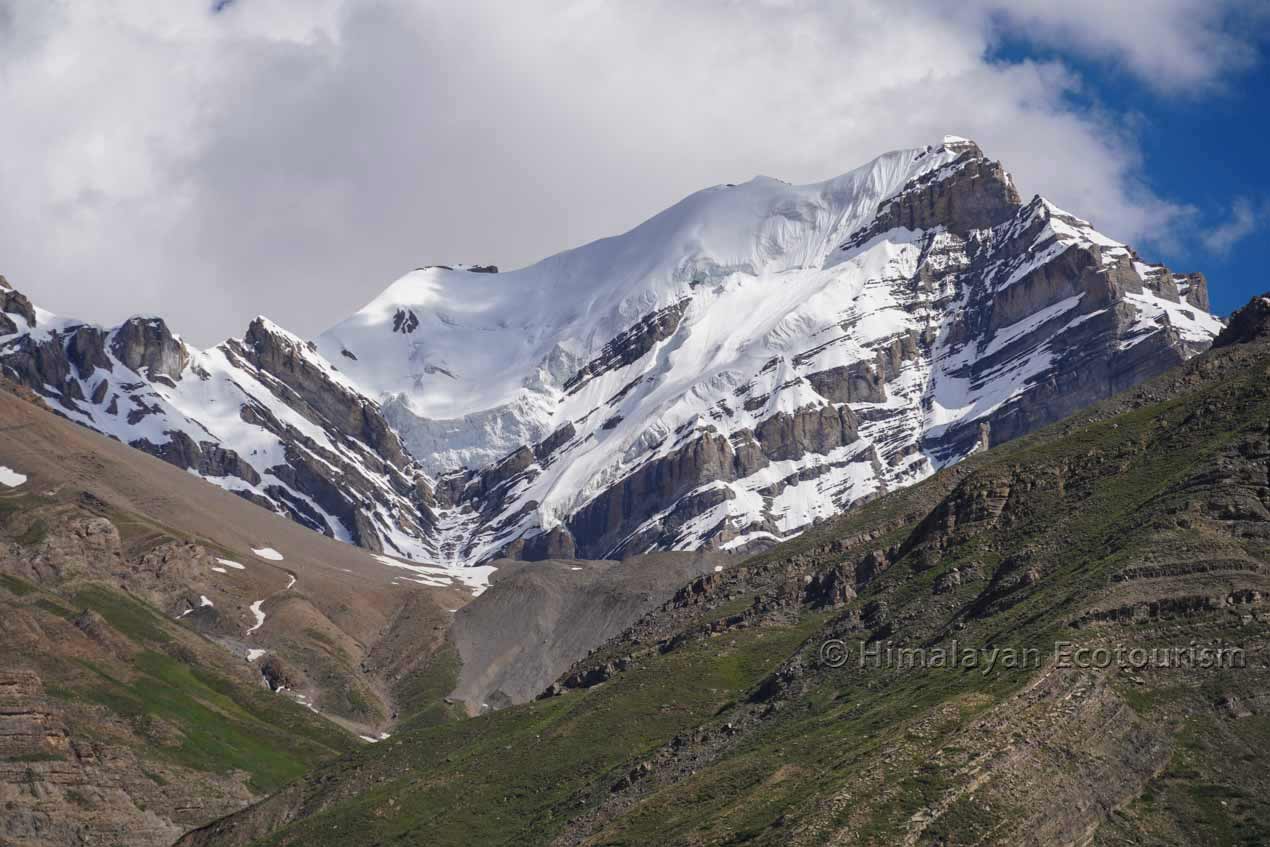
top-left (448, 551), bottom-right (733, 714)
top-left (0, 381), bottom-right (470, 733)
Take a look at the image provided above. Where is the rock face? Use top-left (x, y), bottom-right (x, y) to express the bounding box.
top-left (0, 137), bottom-right (1224, 570)
top-left (1213, 293), bottom-right (1270, 348)
top-left (563, 299), bottom-right (690, 393)
top-left (847, 138), bottom-right (1021, 239)
top-left (0, 274), bottom-right (36, 335)
top-left (0, 662), bottom-right (253, 847)
top-left (110, 317), bottom-right (188, 382)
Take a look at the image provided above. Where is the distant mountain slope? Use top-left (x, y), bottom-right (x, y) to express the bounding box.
top-left (0, 137), bottom-right (1221, 570)
top-left (0, 277), bottom-right (445, 562)
top-left (0, 381), bottom-right (469, 737)
top-left (176, 292), bottom-right (1270, 847)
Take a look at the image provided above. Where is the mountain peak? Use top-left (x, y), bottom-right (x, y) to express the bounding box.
top-left (0, 139), bottom-right (1225, 570)
top-left (937, 134), bottom-right (981, 155)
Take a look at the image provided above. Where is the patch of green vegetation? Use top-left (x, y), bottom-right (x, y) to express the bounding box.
top-left (340, 681), bottom-right (372, 718)
top-left (4, 752), bottom-right (66, 763)
top-left (396, 642), bottom-right (464, 728)
top-left (923, 793), bottom-right (1000, 843)
top-left (64, 788), bottom-right (92, 808)
top-left (75, 649), bottom-right (353, 793)
top-left (101, 505), bottom-right (188, 558)
top-left (71, 585), bottom-right (172, 645)
top-left (35, 598), bottom-right (75, 619)
top-left (15, 518), bottom-right (48, 547)
top-left (302, 627), bottom-right (338, 648)
top-left (0, 491), bottom-right (41, 520)
top-left (0, 572), bottom-right (36, 596)
top-left (15, 584), bottom-right (361, 794)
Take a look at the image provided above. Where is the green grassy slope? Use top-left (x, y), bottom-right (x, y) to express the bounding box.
top-left (0, 571), bottom-right (358, 793)
top-left (185, 309), bottom-right (1270, 846)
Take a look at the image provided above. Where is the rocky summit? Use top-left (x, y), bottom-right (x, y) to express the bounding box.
top-left (0, 138), bottom-right (1222, 580)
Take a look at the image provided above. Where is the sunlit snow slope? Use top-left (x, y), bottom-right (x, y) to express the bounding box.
top-left (316, 137), bottom-right (1220, 562)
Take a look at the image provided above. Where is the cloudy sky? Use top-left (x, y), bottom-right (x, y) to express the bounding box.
top-left (1, 0), bottom-right (1267, 346)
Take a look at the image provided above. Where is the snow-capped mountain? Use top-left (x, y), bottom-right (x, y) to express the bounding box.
top-left (0, 281), bottom-right (443, 561)
top-left (0, 137), bottom-right (1222, 569)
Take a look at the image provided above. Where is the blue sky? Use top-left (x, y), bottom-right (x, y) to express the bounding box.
top-left (992, 37), bottom-right (1269, 317)
top-left (1136, 59), bottom-right (1270, 316)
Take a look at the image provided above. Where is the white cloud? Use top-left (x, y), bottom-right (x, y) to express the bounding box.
top-left (1203, 198), bottom-right (1264, 254)
top-left (0, 0), bottom-right (1261, 344)
top-left (966, 0), bottom-right (1263, 91)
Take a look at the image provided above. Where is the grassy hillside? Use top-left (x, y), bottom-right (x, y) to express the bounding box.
top-left (0, 489), bottom-right (362, 846)
top-left (180, 307), bottom-right (1270, 847)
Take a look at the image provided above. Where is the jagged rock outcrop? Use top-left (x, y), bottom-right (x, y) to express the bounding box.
top-left (564, 299), bottom-right (690, 393)
top-left (233, 319), bottom-right (412, 469)
top-left (136, 430), bottom-right (261, 486)
top-left (0, 274), bottom-right (36, 335)
top-left (847, 138), bottom-right (1021, 241)
top-left (111, 317), bottom-right (188, 383)
top-left (806, 361), bottom-right (887, 404)
top-left (1214, 293), bottom-right (1270, 348)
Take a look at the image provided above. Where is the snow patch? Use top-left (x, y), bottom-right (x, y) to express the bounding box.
top-left (246, 599), bottom-right (267, 634)
top-left (0, 466), bottom-right (27, 488)
top-left (216, 558), bottom-right (246, 570)
top-left (372, 553), bottom-right (496, 595)
top-left (252, 547), bottom-right (284, 561)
